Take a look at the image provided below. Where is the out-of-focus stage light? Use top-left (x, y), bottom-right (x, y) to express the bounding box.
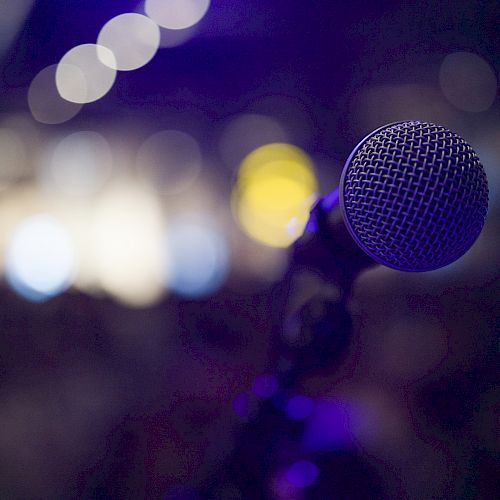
top-left (5, 214), bottom-right (76, 301)
top-left (43, 131), bottom-right (113, 196)
top-left (136, 130), bottom-right (202, 195)
top-left (0, 127), bottom-right (26, 191)
top-left (439, 51), bottom-right (497, 112)
top-left (285, 460), bottom-right (319, 488)
top-left (92, 183), bottom-right (165, 307)
top-left (28, 64), bottom-right (82, 124)
top-left (56, 44), bottom-right (117, 104)
top-left (145, 0), bottom-right (210, 30)
top-left (165, 216), bottom-right (229, 298)
top-left (219, 113), bottom-right (289, 168)
top-left (233, 143), bottom-right (317, 248)
top-left (97, 13), bottom-right (160, 71)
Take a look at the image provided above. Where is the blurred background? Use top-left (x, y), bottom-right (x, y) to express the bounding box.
top-left (0, 0), bottom-right (498, 498)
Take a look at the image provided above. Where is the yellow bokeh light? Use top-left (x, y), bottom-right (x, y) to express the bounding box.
top-left (233, 143), bottom-right (317, 248)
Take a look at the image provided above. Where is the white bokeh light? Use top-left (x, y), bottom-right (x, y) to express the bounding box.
top-left (166, 216), bottom-right (229, 298)
top-left (5, 214), bottom-right (76, 301)
top-left (97, 13), bottom-right (160, 71)
top-left (28, 64), bottom-right (82, 124)
top-left (92, 182), bottom-right (166, 307)
top-left (136, 130), bottom-right (202, 195)
top-left (43, 131), bottom-right (113, 196)
top-left (56, 44), bottom-right (117, 104)
top-left (439, 51), bottom-right (497, 112)
top-left (145, 0), bottom-right (210, 30)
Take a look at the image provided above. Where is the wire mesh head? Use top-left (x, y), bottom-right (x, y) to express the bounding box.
top-left (340, 121), bottom-right (489, 271)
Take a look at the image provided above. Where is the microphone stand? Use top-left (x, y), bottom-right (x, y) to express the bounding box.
top-left (202, 190), bottom-right (379, 499)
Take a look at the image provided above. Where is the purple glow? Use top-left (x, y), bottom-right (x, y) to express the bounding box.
top-left (302, 398), bottom-right (352, 452)
top-left (285, 395), bottom-right (314, 420)
top-left (252, 374), bottom-right (279, 398)
top-left (285, 460), bottom-right (319, 488)
top-left (232, 392), bottom-right (249, 417)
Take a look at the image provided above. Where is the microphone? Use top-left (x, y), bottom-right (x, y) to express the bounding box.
top-left (300, 120), bottom-right (489, 279)
top-left (204, 122), bottom-right (489, 498)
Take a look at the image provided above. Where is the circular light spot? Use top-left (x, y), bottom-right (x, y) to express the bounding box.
top-left (286, 460), bottom-right (319, 488)
top-left (44, 131), bottom-right (113, 196)
top-left (92, 183), bottom-right (165, 307)
top-left (136, 130), bottom-right (202, 195)
top-left (233, 143), bottom-right (317, 248)
top-left (97, 13), bottom-right (160, 71)
top-left (0, 128), bottom-right (26, 191)
top-left (145, 0), bottom-right (210, 30)
top-left (439, 51), bottom-right (497, 112)
top-left (219, 114), bottom-right (289, 169)
top-left (28, 64), bottom-right (82, 124)
top-left (166, 216), bottom-right (229, 298)
top-left (56, 44), bottom-right (117, 104)
top-left (5, 214), bottom-right (76, 301)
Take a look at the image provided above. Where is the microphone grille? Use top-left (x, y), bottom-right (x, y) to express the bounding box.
top-left (340, 121), bottom-right (489, 271)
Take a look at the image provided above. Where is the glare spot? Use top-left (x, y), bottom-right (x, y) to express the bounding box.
top-left (92, 182), bottom-right (165, 307)
top-left (0, 128), bottom-right (26, 191)
top-left (166, 216), bottom-right (229, 298)
top-left (97, 13), bottom-right (160, 71)
top-left (439, 51), bottom-right (497, 112)
top-left (56, 44), bottom-right (117, 104)
top-left (28, 64), bottom-right (82, 124)
top-left (43, 131), bottom-right (113, 196)
top-left (232, 143), bottom-right (317, 248)
top-left (219, 114), bottom-right (289, 168)
top-left (5, 214), bottom-right (76, 301)
top-left (145, 0), bottom-right (210, 30)
top-left (136, 130), bottom-right (202, 195)
top-left (286, 460), bottom-right (319, 488)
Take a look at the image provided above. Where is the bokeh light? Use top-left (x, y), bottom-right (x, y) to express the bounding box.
top-left (145, 0), bottom-right (210, 30)
top-left (136, 130), bottom-right (202, 195)
top-left (92, 182), bottom-right (165, 307)
top-left (233, 143), bottom-right (317, 248)
top-left (165, 215), bottom-right (229, 298)
top-left (219, 114), bottom-right (289, 169)
top-left (5, 214), bottom-right (76, 301)
top-left (97, 13), bottom-right (160, 71)
top-left (56, 44), bottom-right (117, 104)
top-left (302, 399), bottom-right (351, 452)
top-left (285, 460), bottom-right (319, 488)
top-left (28, 64), bottom-right (82, 124)
top-left (439, 51), bottom-right (497, 112)
top-left (42, 131), bottom-right (113, 196)
top-left (0, 128), bottom-right (26, 191)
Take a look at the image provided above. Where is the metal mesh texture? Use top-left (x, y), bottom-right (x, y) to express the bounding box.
top-left (341, 121), bottom-right (489, 271)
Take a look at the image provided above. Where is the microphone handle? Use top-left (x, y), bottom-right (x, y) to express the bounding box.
top-left (201, 193), bottom-right (376, 498)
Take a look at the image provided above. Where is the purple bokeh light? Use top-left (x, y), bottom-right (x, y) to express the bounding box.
top-left (302, 398), bottom-right (352, 452)
top-left (285, 460), bottom-right (319, 488)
